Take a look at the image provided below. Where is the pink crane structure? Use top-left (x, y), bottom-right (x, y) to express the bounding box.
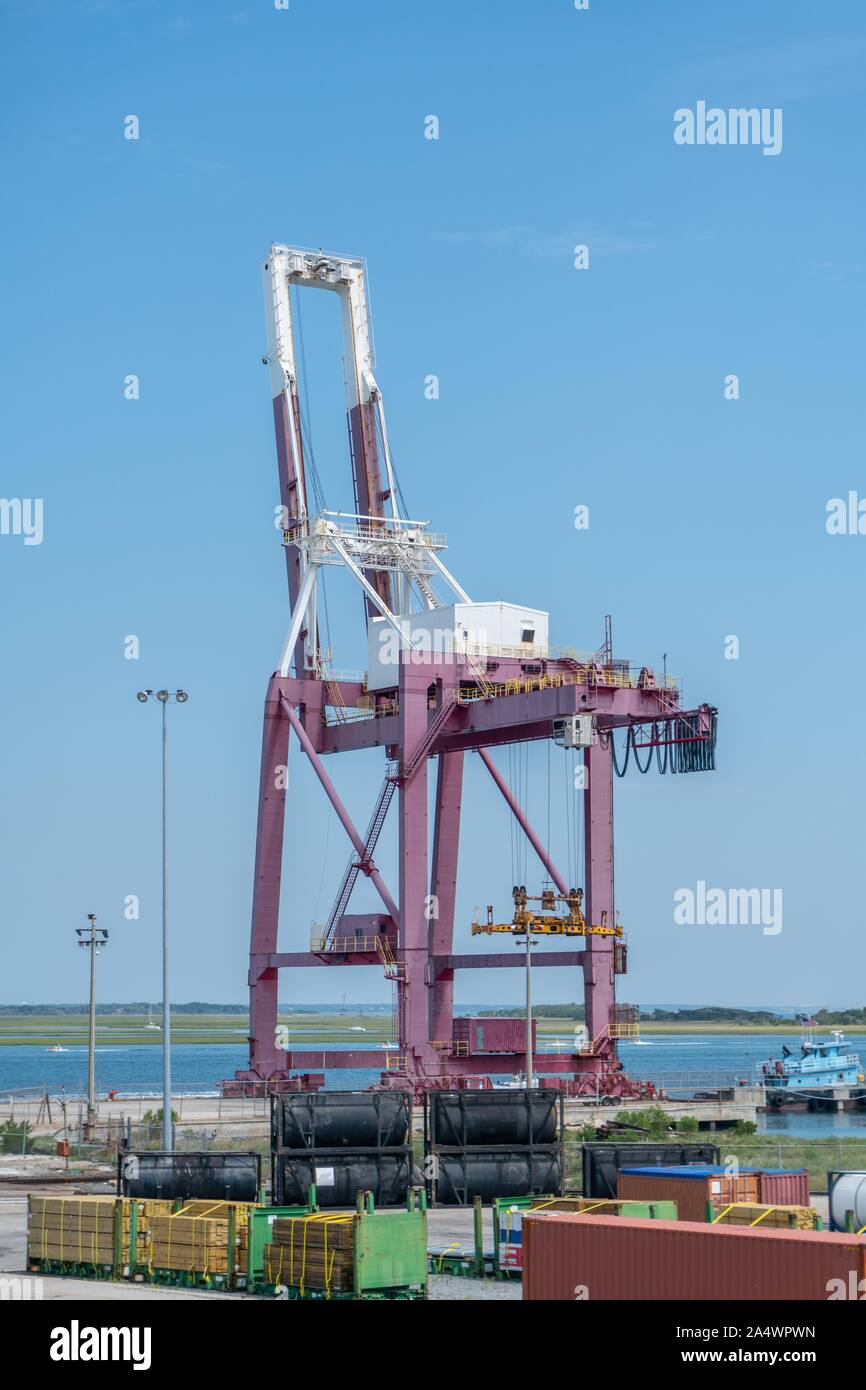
top-left (227, 245), bottom-right (717, 1099)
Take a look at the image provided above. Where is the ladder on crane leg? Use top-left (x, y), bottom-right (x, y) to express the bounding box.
top-left (320, 762), bottom-right (399, 949)
top-left (401, 695), bottom-right (458, 782)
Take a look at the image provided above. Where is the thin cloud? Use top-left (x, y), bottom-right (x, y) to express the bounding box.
top-left (686, 37), bottom-right (866, 103)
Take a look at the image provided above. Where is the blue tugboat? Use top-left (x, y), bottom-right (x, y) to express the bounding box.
top-left (760, 1018), bottom-right (865, 1107)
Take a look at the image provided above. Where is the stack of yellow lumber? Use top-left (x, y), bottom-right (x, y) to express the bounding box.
top-left (528, 1198), bottom-right (637, 1215)
top-left (712, 1202), bottom-right (819, 1230)
top-left (263, 1214), bottom-right (355, 1293)
top-left (175, 1200), bottom-right (253, 1269)
top-left (28, 1196), bottom-right (124, 1266)
top-left (176, 1199), bottom-right (255, 1230)
top-left (28, 1196), bottom-right (177, 1268)
top-left (146, 1202), bottom-right (254, 1274)
top-left (132, 1198), bottom-right (174, 1261)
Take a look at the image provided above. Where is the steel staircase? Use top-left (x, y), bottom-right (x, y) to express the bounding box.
top-left (401, 695), bottom-right (458, 782)
top-left (320, 762), bottom-right (398, 948)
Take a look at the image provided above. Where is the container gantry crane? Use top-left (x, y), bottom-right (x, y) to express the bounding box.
top-left (226, 244), bottom-right (717, 1099)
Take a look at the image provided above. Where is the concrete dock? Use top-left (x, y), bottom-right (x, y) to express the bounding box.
top-left (0, 1087), bottom-right (764, 1140)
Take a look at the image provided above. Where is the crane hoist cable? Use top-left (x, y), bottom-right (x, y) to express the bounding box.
top-left (507, 745), bottom-right (515, 884)
top-left (373, 411), bottom-right (411, 522)
top-left (545, 739), bottom-right (551, 876)
top-left (563, 746), bottom-right (573, 888)
top-left (508, 743), bottom-right (529, 885)
top-left (522, 744), bottom-right (529, 882)
top-left (312, 802), bottom-right (335, 923)
top-left (576, 749), bottom-right (582, 884)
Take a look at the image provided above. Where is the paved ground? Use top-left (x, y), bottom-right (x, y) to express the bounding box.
top-left (429, 1274), bottom-right (520, 1300)
top-left (1, 1090), bottom-right (763, 1135)
top-left (2, 1175), bottom-right (830, 1302)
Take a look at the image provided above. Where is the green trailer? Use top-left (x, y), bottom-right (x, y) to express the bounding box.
top-left (246, 1200), bottom-right (320, 1294)
top-left (27, 1195), bottom-right (163, 1283)
top-left (260, 1190), bottom-right (428, 1300)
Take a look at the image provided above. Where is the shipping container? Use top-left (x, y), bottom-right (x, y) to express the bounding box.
top-left (452, 1017), bottom-right (536, 1055)
top-left (757, 1169), bottom-right (811, 1207)
top-left (522, 1213), bottom-right (866, 1301)
top-left (582, 1142), bottom-right (720, 1198)
top-left (617, 1166), bottom-right (758, 1222)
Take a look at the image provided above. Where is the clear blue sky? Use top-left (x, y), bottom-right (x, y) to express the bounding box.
top-left (1, 0), bottom-right (864, 1009)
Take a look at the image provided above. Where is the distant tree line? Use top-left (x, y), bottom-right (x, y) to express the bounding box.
top-left (0, 1002), bottom-right (388, 1016)
top-left (0, 1002), bottom-right (249, 1016)
top-left (3, 1002), bottom-right (864, 1024)
top-left (479, 1004), bottom-right (866, 1024)
top-left (644, 1006), bottom-right (866, 1025)
top-left (481, 1004), bottom-right (587, 1020)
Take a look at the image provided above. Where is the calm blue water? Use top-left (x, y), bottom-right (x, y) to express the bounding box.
top-left (2, 1033), bottom-right (864, 1135)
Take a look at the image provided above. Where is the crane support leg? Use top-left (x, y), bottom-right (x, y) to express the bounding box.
top-left (429, 750), bottom-right (464, 1043)
top-left (399, 672), bottom-right (434, 1065)
top-left (477, 747), bottom-right (569, 895)
top-left (248, 675), bottom-right (290, 1076)
top-left (583, 740), bottom-right (616, 1061)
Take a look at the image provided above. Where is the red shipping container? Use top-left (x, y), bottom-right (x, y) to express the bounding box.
top-left (452, 1017), bottom-right (536, 1055)
top-left (523, 1214), bottom-right (866, 1301)
top-left (758, 1170), bottom-right (811, 1207)
top-left (617, 1169), bottom-right (759, 1223)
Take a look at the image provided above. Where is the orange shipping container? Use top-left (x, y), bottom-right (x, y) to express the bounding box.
top-left (758, 1170), bottom-right (811, 1207)
top-left (523, 1214), bottom-right (866, 1301)
top-left (617, 1167), bottom-right (758, 1222)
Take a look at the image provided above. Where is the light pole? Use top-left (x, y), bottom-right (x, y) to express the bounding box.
top-left (76, 914), bottom-right (108, 1137)
top-left (519, 927), bottom-right (538, 1091)
top-left (136, 688), bottom-right (188, 1151)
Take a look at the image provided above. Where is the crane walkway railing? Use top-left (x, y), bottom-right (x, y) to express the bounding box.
top-left (576, 1022), bottom-right (640, 1055)
top-left (309, 932), bottom-right (404, 981)
top-left (321, 660), bottom-right (682, 726)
